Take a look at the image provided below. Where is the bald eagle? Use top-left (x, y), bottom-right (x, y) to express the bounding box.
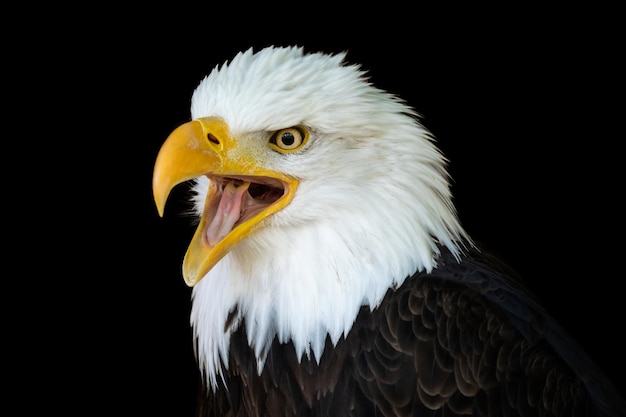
top-left (153, 46), bottom-right (625, 417)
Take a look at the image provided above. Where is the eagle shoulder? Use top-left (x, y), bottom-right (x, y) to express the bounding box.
top-left (353, 246), bottom-right (625, 417)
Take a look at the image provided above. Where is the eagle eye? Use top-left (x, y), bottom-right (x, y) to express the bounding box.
top-left (269, 126), bottom-right (308, 153)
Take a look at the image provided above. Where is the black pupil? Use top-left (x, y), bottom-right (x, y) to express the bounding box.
top-left (281, 133), bottom-right (295, 146)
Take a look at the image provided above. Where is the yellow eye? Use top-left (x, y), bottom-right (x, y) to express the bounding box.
top-left (269, 126), bottom-right (308, 153)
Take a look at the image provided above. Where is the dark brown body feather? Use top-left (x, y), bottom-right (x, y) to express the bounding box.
top-left (195, 247), bottom-right (626, 417)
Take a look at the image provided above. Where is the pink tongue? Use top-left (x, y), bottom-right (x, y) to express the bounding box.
top-left (205, 181), bottom-right (250, 246)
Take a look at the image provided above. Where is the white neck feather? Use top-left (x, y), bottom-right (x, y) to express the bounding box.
top-left (190, 166), bottom-right (468, 390)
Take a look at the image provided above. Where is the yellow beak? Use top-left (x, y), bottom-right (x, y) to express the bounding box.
top-left (153, 117), bottom-right (298, 286)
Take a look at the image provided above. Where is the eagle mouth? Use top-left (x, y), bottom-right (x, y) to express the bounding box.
top-left (203, 175), bottom-right (286, 246)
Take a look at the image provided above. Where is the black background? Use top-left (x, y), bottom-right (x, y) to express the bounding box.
top-left (20, 6), bottom-right (623, 416)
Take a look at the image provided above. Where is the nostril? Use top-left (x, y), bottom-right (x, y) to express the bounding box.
top-left (207, 134), bottom-right (220, 144)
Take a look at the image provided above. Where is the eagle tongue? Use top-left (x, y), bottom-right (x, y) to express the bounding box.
top-left (205, 180), bottom-right (251, 246)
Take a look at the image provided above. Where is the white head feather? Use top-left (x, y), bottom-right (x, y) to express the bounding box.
top-left (186, 46), bottom-right (470, 390)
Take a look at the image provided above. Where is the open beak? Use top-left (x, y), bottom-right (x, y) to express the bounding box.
top-left (153, 117), bottom-right (298, 286)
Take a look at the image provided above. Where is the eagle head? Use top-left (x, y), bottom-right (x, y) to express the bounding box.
top-left (153, 45), bottom-right (469, 389)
